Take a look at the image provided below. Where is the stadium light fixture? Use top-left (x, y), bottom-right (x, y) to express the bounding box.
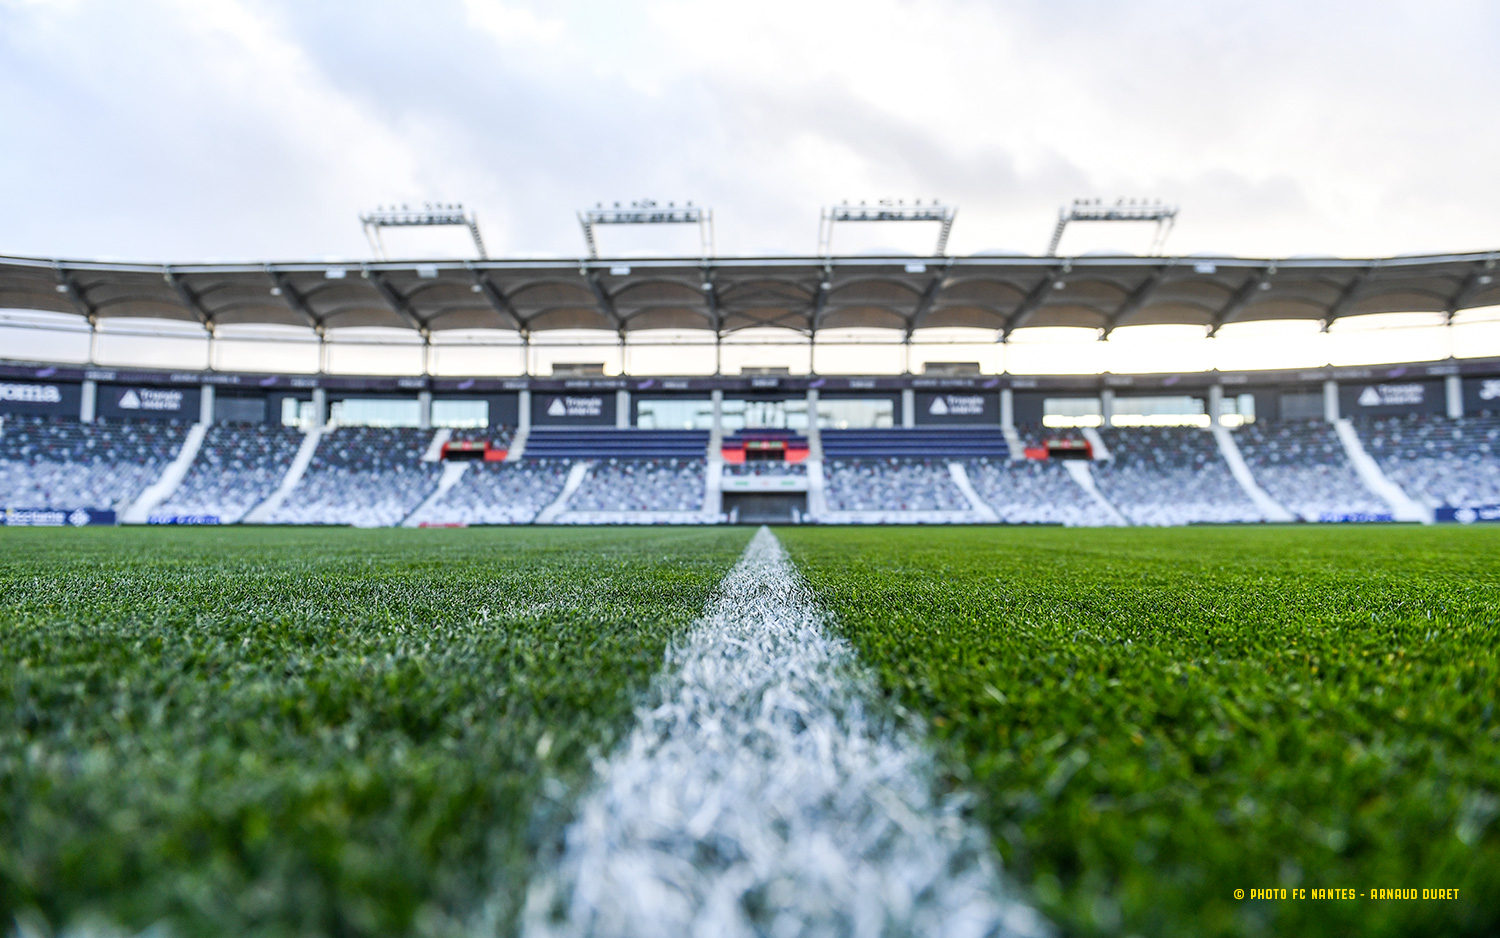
top-left (578, 200), bottom-right (715, 260)
top-left (360, 203), bottom-right (487, 260)
top-left (1046, 197), bottom-right (1178, 256)
top-left (818, 199), bottom-right (958, 258)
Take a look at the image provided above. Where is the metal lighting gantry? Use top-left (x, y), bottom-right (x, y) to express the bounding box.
top-left (578, 200), bottom-right (715, 259)
top-left (1047, 197), bottom-right (1178, 256)
top-left (361, 203), bottom-right (487, 259)
top-left (818, 199), bottom-right (957, 257)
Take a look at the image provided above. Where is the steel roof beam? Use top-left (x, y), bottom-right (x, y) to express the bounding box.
top-left (466, 264), bottom-right (526, 331)
top-left (1005, 268), bottom-right (1068, 336)
top-left (1209, 267), bottom-right (1275, 336)
top-left (164, 268), bottom-right (213, 328)
top-left (581, 268), bottom-right (624, 331)
top-left (1323, 262), bottom-right (1381, 324)
top-left (1103, 266), bottom-right (1169, 336)
top-left (265, 267), bottom-right (321, 330)
top-left (53, 264), bottom-right (97, 321)
top-left (1444, 254), bottom-right (1499, 321)
top-left (908, 259), bottom-right (955, 331)
top-left (365, 267), bottom-right (427, 331)
top-left (810, 263), bottom-right (833, 334)
top-left (700, 265), bottom-right (723, 335)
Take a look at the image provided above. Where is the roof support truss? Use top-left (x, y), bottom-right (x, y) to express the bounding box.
top-left (164, 268), bottom-right (213, 328)
top-left (1104, 266), bottom-right (1168, 336)
top-left (1444, 254), bottom-right (1499, 321)
top-left (1005, 267), bottom-right (1067, 336)
top-left (466, 264), bottom-right (527, 331)
top-left (1210, 267), bottom-right (1275, 335)
top-left (53, 264), bottom-right (97, 322)
top-left (581, 268), bottom-right (624, 331)
top-left (265, 267), bottom-right (322, 330)
top-left (908, 260), bottom-right (955, 331)
top-left (364, 267), bottom-right (428, 332)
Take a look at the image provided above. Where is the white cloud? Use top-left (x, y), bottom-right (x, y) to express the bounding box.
top-left (0, 0), bottom-right (1497, 261)
top-left (462, 0), bottom-right (563, 45)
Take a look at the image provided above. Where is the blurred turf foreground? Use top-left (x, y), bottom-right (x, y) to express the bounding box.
top-left (778, 524), bottom-right (1500, 938)
top-left (0, 526), bottom-right (750, 938)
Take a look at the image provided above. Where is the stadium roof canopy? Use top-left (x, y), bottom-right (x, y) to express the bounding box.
top-left (3, 250), bottom-right (1498, 338)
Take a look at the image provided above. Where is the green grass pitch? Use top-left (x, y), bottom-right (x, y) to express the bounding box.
top-left (780, 525), bottom-right (1500, 938)
top-left (3, 524), bottom-right (1498, 938)
top-left (0, 527), bottom-right (753, 937)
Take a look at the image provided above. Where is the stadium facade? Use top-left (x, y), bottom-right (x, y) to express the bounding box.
top-left (2, 250), bottom-right (1500, 528)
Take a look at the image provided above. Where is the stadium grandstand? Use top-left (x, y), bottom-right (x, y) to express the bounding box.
top-left (2, 248), bottom-right (1500, 527)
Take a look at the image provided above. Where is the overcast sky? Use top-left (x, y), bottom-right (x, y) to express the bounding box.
top-left (3, 0), bottom-right (1498, 264)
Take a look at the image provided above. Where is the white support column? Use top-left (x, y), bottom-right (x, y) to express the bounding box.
top-left (518, 389), bottom-right (532, 432)
top-left (1100, 388), bottom-right (1116, 427)
top-left (80, 379), bottom-right (97, 423)
top-left (1207, 384), bottom-right (1224, 426)
top-left (417, 390), bottom-right (432, 430)
top-left (1000, 388), bottom-right (1014, 430)
top-left (616, 389), bottom-right (631, 428)
top-left (1447, 373), bottom-right (1464, 419)
top-left (1323, 379), bottom-right (1340, 423)
top-left (805, 387), bottom-right (822, 461)
top-left (200, 384), bottom-right (215, 425)
top-left (312, 387), bottom-right (327, 429)
top-left (901, 388), bottom-right (915, 428)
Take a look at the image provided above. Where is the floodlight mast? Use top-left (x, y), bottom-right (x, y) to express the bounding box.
top-left (578, 200), bottom-right (715, 259)
top-left (818, 199), bottom-right (957, 257)
top-left (360, 203), bottom-right (487, 259)
top-left (1046, 198), bottom-right (1178, 256)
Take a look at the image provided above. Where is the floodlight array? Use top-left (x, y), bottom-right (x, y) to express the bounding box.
top-left (361, 202), bottom-right (487, 259)
top-left (818, 199), bottom-right (958, 257)
top-left (1047, 197), bottom-right (1178, 256)
top-left (578, 200), bottom-right (715, 259)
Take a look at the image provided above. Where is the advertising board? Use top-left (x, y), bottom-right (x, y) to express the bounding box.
top-left (1, 507), bottom-right (116, 526)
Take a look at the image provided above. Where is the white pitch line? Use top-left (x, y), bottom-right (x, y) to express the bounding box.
top-left (521, 527), bottom-right (1049, 938)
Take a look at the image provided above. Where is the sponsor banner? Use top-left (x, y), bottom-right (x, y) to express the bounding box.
top-left (914, 391), bottom-right (996, 425)
top-left (2, 507), bottom-right (116, 526)
top-left (1317, 511), bottom-right (1395, 523)
top-left (1339, 380), bottom-right (1442, 415)
top-left (0, 380), bottom-right (80, 415)
top-left (147, 514), bottom-right (222, 525)
top-left (533, 392), bottom-right (616, 425)
top-left (1463, 377), bottom-right (1500, 414)
top-left (98, 385), bottom-right (201, 420)
top-left (1436, 504), bottom-right (1500, 523)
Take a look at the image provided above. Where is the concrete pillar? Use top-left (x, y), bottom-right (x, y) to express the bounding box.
top-left (1000, 388), bottom-right (1014, 430)
top-left (1447, 373), bottom-right (1464, 419)
top-left (711, 389), bottom-right (723, 434)
top-left (80, 379), bottom-right (97, 423)
top-left (312, 387), bottom-right (327, 429)
top-left (1100, 388), bottom-right (1115, 427)
top-left (518, 389), bottom-right (532, 432)
top-left (806, 387), bottom-right (819, 431)
top-left (1207, 384), bottom-right (1224, 427)
top-left (417, 390), bottom-right (432, 430)
top-left (1323, 379), bottom-right (1339, 422)
top-left (616, 389), bottom-right (630, 428)
top-left (200, 384), bottom-right (215, 425)
top-left (901, 388), bottom-right (915, 428)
